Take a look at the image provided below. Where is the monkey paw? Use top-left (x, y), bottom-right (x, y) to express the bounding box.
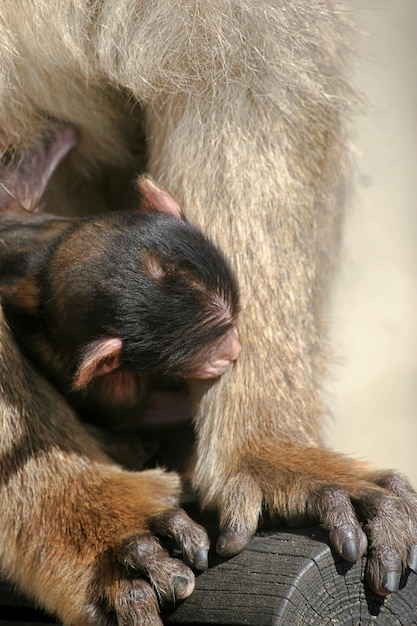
top-left (200, 447), bottom-right (417, 597)
top-left (24, 468), bottom-right (210, 626)
top-left (88, 508), bottom-right (210, 625)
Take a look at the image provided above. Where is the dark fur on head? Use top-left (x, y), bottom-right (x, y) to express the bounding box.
top-left (41, 210), bottom-right (240, 381)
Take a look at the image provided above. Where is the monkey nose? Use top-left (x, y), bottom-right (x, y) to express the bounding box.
top-left (224, 328), bottom-right (241, 362)
top-left (194, 329), bottom-right (241, 379)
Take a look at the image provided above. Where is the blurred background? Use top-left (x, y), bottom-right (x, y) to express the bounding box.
top-left (326, 1), bottom-right (417, 485)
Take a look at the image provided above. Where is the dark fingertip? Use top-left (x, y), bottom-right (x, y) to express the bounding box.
top-left (172, 575), bottom-right (191, 600)
top-left (216, 532), bottom-right (240, 557)
top-left (216, 529), bottom-right (253, 557)
top-left (342, 538), bottom-right (360, 563)
top-left (382, 571), bottom-right (400, 594)
top-left (216, 538), bottom-right (229, 558)
top-left (408, 545), bottom-right (417, 572)
top-left (216, 534), bottom-right (228, 554)
top-left (194, 548), bottom-right (209, 571)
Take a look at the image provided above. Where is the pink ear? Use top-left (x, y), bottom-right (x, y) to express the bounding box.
top-left (137, 175), bottom-right (182, 218)
top-left (0, 124), bottom-right (78, 214)
top-left (72, 337), bottom-right (123, 390)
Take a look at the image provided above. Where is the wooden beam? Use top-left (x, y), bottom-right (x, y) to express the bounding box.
top-left (169, 526), bottom-right (417, 624)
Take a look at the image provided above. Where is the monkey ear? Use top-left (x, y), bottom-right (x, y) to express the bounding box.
top-left (137, 175), bottom-right (182, 218)
top-left (72, 337), bottom-right (123, 390)
top-left (0, 124), bottom-right (77, 215)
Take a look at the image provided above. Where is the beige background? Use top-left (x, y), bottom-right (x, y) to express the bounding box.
top-left (326, 1), bottom-right (417, 485)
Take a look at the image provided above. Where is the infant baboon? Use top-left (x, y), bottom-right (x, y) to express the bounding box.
top-left (0, 126), bottom-right (240, 422)
top-left (0, 1), bottom-right (416, 624)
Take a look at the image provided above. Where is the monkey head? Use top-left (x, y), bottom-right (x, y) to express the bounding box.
top-left (42, 178), bottom-right (241, 407)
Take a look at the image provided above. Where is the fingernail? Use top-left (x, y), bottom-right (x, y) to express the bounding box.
top-left (382, 571), bottom-right (400, 593)
top-left (342, 538), bottom-right (359, 562)
top-left (194, 548), bottom-right (209, 571)
top-left (172, 575), bottom-right (190, 599)
top-left (408, 545), bottom-right (417, 571)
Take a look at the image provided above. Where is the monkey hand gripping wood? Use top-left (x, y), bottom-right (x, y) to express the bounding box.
top-left (0, 1), bottom-right (416, 624)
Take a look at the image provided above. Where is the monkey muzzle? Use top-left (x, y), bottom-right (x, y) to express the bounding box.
top-left (192, 328), bottom-right (241, 379)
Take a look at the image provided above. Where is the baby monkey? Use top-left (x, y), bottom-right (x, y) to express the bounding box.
top-left (0, 126), bottom-right (240, 429)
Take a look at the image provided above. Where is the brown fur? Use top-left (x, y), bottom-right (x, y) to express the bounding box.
top-left (0, 1), bottom-right (417, 623)
top-left (0, 306), bottom-right (209, 624)
top-left (0, 276), bottom-right (39, 312)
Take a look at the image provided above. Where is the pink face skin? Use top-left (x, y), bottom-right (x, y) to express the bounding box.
top-left (74, 329), bottom-right (241, 386)
top-left (72, 328), bottom-right (241, 411)
top-left (192, 328), bottom-right (241, 379)
top-left (133, 332), bottom-right (241, 426)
